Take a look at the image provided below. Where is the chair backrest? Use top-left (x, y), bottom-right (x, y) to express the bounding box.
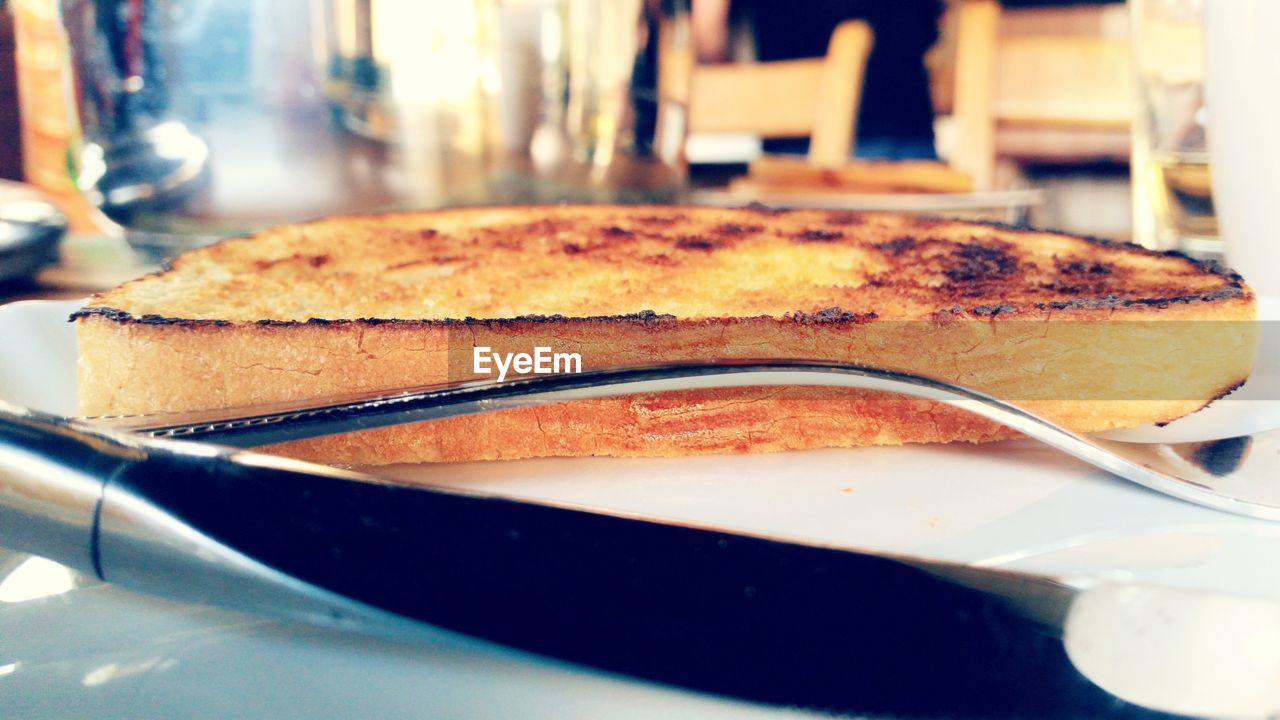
top-left (945, 0), bottom-right (1133, 190)
top-left (677, 20), bottom-right (874, 168)
top-left (995, 37), bottom-right (1132, 128)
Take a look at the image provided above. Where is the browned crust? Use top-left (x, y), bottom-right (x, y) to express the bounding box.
top-left (70, 205), bottom-right (1249, 328)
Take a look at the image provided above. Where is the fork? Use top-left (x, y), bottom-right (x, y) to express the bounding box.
top-left (88, 360), bottom-right (1280, 521)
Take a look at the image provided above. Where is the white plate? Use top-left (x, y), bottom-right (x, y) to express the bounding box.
top-left (2, 298), bottom-right (1279, 718)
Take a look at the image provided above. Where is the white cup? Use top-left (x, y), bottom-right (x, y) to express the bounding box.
top-left (1203, 0), bottom-right (1280, 297)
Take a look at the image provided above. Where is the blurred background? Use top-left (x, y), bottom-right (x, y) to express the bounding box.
top-left (0, 0), bottom-right (1226, 299)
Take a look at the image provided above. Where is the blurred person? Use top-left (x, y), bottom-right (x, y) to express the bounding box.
top-left (692, 0), bottom-right (1123, 161)
top-left (692, 0), bottom-right (943, 160)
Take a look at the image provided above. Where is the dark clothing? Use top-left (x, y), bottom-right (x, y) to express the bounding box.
top-left (742, 1), bottom-right (1123, 159)
top-left (747, 0), bottom-right (943, 158)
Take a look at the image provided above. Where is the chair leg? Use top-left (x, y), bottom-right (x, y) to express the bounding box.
top-left (950, 0), bottom-right (1000, 191)
top-left (808, 20), bottom-right (874, 168)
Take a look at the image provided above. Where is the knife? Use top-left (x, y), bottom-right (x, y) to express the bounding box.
top-left (1, 400), bottom-right (1266, 718)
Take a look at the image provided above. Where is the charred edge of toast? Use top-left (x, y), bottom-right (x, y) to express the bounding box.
top-left (884, 213), bottom-right (1248, 284)
top-left (1154, 377), bottom-right (1248, 427)
top-left (118, 204), bottom-right (1251, 283)
top-left (1030, 283), bottom-right (1248, 312)
top-left (121, 204), bottom-right (1252, 284)
top-left (69, 306), bottom-right (883, 329)
top-left (70, 307), bottom-right (678, 328)
top-left (69, 206), bottom-right (1252, 327)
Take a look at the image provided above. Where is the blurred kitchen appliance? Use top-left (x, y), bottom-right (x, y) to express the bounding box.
top-left (53, 0), bottom-right (687, 259)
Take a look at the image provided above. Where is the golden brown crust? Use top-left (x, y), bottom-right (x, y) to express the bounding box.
top-left (75, 205), bottom-right (1247, 325)
top-left (73, 206), bottom-right (1258, 465)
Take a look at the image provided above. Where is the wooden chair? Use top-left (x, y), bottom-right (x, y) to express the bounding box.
top-left (663, 18), bottom-right (974, 195)
top-left (675, 3), bottom-right (1133, 197)
top-left (943, 0), bottom-right (1133, 190)
top-left (680, 19), bottom-right (874, 168)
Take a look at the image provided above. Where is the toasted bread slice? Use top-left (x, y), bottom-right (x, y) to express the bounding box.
top-left (75, 205), bottom-right (1255, 464)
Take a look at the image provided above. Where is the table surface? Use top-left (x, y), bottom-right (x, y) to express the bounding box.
top-left (0, 231), bottom-right (153, 304)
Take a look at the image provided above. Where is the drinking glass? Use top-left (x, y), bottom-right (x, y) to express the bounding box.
top-left (1130, 0), bottom-right (1217, 255)
top-left (55, 0), bottom-right (688, 259)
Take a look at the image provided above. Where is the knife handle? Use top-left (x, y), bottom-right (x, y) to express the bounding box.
top-left (0, 401), bottom-right (134, 576)
top-left (0, 400), bottom-right (422, 634)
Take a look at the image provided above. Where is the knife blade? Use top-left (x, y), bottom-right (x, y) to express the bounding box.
top-left (83, 360), bottom-right (1041, 448)
top-left (0, 401), bottom-right (1177, 718)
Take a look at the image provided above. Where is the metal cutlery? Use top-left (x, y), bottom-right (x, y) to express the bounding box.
top-left (91, 359), bottom-right (1280, 521)
top-left (0, 400), bottom-right (1193, 716)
